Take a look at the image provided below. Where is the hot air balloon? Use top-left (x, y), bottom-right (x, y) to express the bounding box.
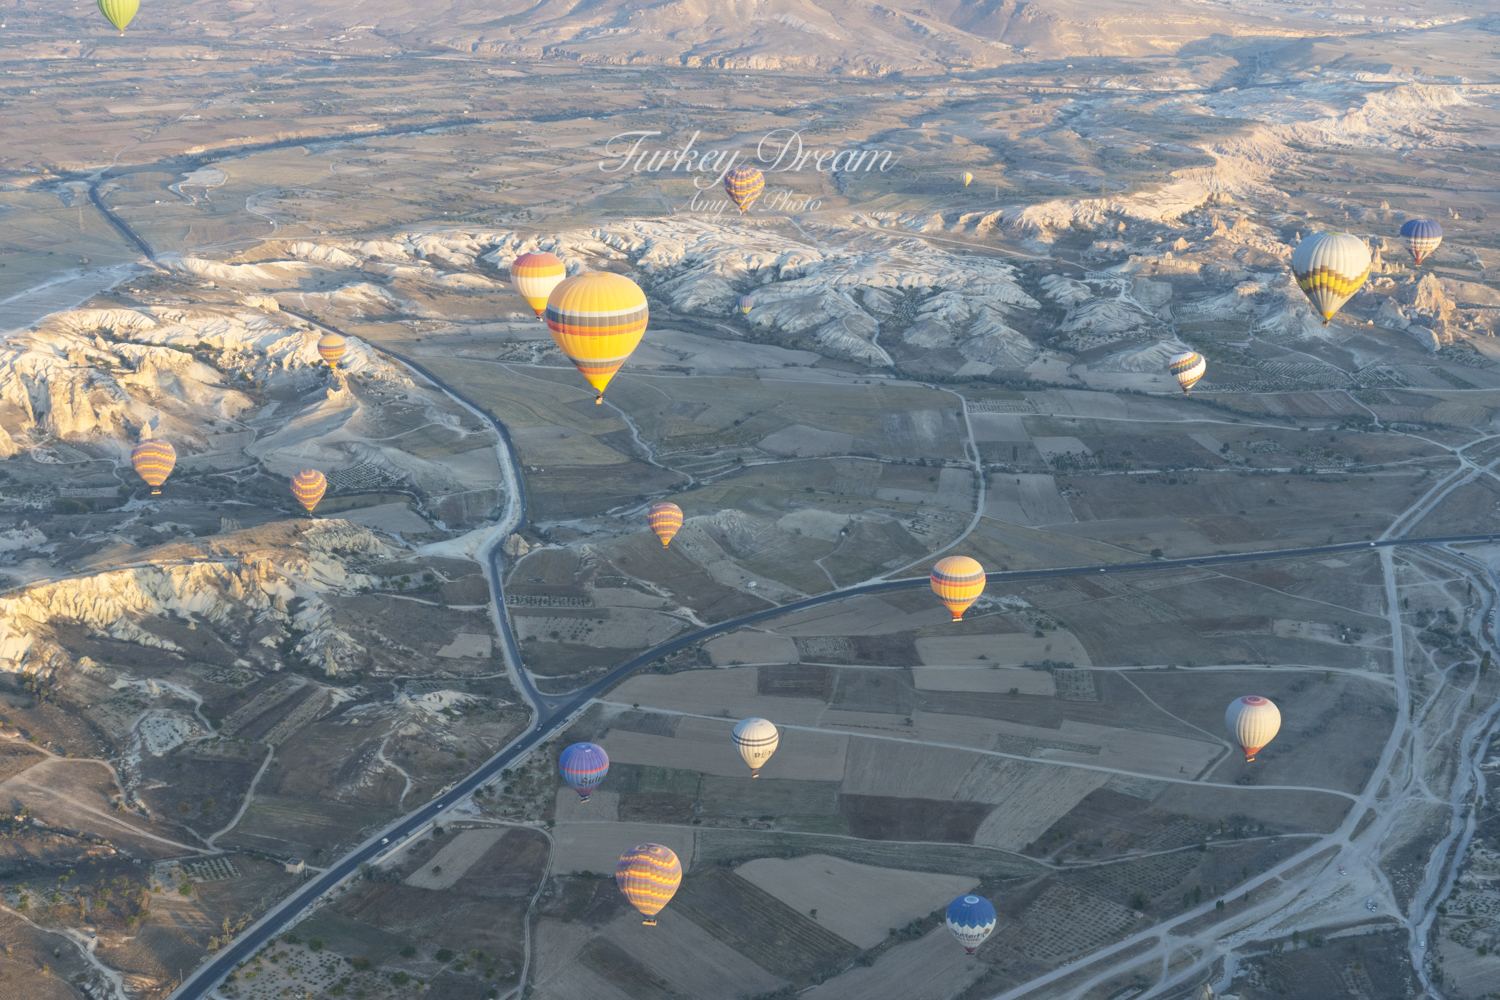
top-left (961, 172), bottom-right (974, 188)
top-left (1225, 695), bottom-right (1281, 762)
top-left (731, 717), bottom-right (779, 777)
top-left (317, 332), bottom-right (346, 369)
top-left (648, 502), bottom-right (683, 547)
top-left (291, 469), bottom-right (327, 514)
top-left (724, 166), bottom-right (765, 214)
top-left (1167, 350), bottom-right (1206, 395)
top-left (737, 295), bottom-right (754, 316)
top-left (946, 894), bottom-right (996, 955)
top-left (558, 742), bottom-right (609, 801)
top-left (131, 439), bottom-right (176, 495)
top-left (1291, 232), bottom-right (1371, 326)
top-left (510, 252), bottom-right (567, 320)
top-left (931, 556), bottom-right (986, 621)
top-left (545, 271), bottom-right (648, 404)
top-left (1399, 219), bottom-right (1443, 265)
top-left (97, 0), bottom-right (138, 33)
top-left (616, 843), bottom-right (682, 925)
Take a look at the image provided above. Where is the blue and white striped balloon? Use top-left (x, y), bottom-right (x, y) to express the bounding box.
top-left (558, 742), bottom-right (610, 801)
top-left (946, 894), bottom-right (996, 954)
top-left (1399, 218), bottom-right (1443, 265)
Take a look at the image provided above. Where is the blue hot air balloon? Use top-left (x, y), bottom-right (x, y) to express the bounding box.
top-left (558, 742), bottom-right (610, 801)
top-left (1399, 218), bottom-right (1443, 265)
top-left (737, 295), bottom-right (754, 316)
top-left (946, 894), bottom-right (996, 954)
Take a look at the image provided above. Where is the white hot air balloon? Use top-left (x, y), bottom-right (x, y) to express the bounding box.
top-left (1290, 232), bottom-right (1371, 326)
top-left (1225, 695), bottom-right (1281, 762)
top-left (731, 717), bottom-right (780, 777)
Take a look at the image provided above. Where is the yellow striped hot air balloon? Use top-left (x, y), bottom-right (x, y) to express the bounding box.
top-left (317, 333), bottom-right (346, 368)
top-left (931, 556), bottom-right (986, 622)
top-left (1167, 350), bottom-right (1206, 394)
top-left (509, 252), bottom-right (567, 320)
top-left (724, 165), bottom-right (765, 214)
top-left (616, 843), bottom-right (681, 926)
top-left (648, 502), bottom-right (683, 547)
top-left (291, 470), bottom-right (327, 514)
top-left (97, 0), bottom-right (138, 33)
top-left (962, 172), bottom-right (974, 188)
top-left (131, 439), bottom-right (176, 495)
top-left (545, 271), bottom-right (648, 404)
top-left (1291, 232), bottom-right (1371, 326)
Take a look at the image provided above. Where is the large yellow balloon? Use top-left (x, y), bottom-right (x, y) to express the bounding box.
top-left (1291, 232), bottom-right (1370, 326)
top-left (509, 252), bottom-right (567, 320)
top-left (291, 470), bottom-right (327, 513)
top-left (616, 843), bottom-right (681, 926)
top-left (97, 0), bottom-right (138, 33)
top-left (131, 439), bottom-right (176, 495)
top-left (545, 272), bottom-right (648, 403)
top-left (317, 333), bottom-right (346, 368)
top-left (648, 502), bottom-right (683, 547)
top-left (931, 556), bottom-right (986, 621)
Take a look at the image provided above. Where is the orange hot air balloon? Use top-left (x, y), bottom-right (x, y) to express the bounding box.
top-left (545, 272), bottom-right (648, 403)
top-left (131, 439), bottom-right (177, 495)
top-left (724, 165), bottom-right (765, 214)
top-left (317, 333), bottom-right (346, 368)
top-left (931, 556), bottom-right (986, 621)
top-left (616, 843), bottom-right (682, 926)
top-left (291, 470), bottom-right (327, 513)
top-left (509, 251), bottom-right (567, 320)
top-left (648, 502), bottom-right (683, 547)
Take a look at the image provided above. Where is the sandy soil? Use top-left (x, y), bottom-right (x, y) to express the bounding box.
top-left (705, 631), bottom-right (800, 666)
top-left (436, 632), bottom-right (492, 658)
top-left (609, 668), bottom-right (828, 726)
top-left (912, 666), bottom-right (1057, 695)
top-left (599, 716), bottom-right (848, 782)
top-left (799, 923), bottom-right (991, 1000)
top-left (984, 473), bottom-right (1077, 525)
top-left (735, 854), bottom-right (977, 948)
top-left (602, 907), bottom-right (788, 998)
top-left (916, 633), bottom-right (1093, 667)
top-left (403, 828), bottom-right (507, 890)
top-left (338, 502), bottom-right (433, 534)
top-left (549, 821), bottom-right (695, 875)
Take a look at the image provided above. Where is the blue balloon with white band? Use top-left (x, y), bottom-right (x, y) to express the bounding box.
top-left (946, 894), bottom-right (996, 954)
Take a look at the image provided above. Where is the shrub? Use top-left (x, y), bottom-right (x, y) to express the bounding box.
top-left (435, 949), bottom-right (454, 962)
top-left (391, 971), bottom-right (409, 985)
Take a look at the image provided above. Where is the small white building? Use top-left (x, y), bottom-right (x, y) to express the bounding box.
top-left (284, 858), bottom-right (305, 874)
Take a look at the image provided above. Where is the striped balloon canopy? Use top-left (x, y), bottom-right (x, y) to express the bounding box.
top-left (291, 470), bottom-right (327, 514)
top-left (131, 439), bottom-right (176, 494)
top-left (737, 295), bottom-right (755, 316)
top-left (961, 171), bottom-right (974, 188)
top-left (616, 843), bottom-right (682, 925)
top-left (648, 502), bottom-right (683, 547)
top-left (97, 0), bottom-right (138, 32)
top-left (731, 717), bottom-right (779, 777)
top-left (945, 894), bottom-right (996, 954)
top-left (545, 272), bottom-right (648, 403)
top-left (724, 166), bottom-right (765, 214)
top-left (510, 252), bottom-right (567, 320)
top-left (1399, 218), bottom-right (1443, 265)
top-left (931, 556), bottom-right (985, 621)
top-left (317, 333), bottom-right (346, 368)
top-left (1291, 232), bottom-right (1370, 326)
top-left (1167, 350), bottom-right (1205, 395)
top-left (558, 742), bottom-right (610, 801)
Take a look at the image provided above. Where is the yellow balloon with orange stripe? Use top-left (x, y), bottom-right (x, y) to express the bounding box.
top-left (648, 502), bottom-right (683, 547)
top-left (317, 333), bottom-right (346, 368)
top-left (931, 556), bottom-right (986, 621)
top-left (545, 272), bottom-right (648, 403)
top-left (616, 843), bottom-right (681, 926)
top-left (291, 470), bottom-right (327, 513)
top-left (509, 252), bottom-right (567, 320)
top-left (131, 439), bottom-right (177, 495)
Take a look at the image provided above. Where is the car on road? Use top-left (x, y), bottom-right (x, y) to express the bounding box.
top-left (381, 838), bottom-right (389, 845)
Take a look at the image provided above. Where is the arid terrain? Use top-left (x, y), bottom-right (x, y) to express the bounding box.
top-left (2, 1), bottom-right (1500, 999)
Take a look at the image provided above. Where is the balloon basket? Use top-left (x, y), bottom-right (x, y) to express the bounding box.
top-left (594, 394), bottom-right (603, 404)
top-left (952, 615), bottom-right (962, 623)
top-left (150, 489), bottom-right (161, 496)
top-left (641, 919), bottom-right (657, 927)
top-left (579, 794), bottom-right (590, 802)
top-left (750, 770), bottom-right (760, 779)
top-left (965, 948), bottom-right (976, 955)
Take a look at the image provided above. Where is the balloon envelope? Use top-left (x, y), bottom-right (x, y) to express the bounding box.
top-left (648, 502), bottom-right (683, 547)
top-left (1225, 695), bottom-right (1281, 761)
top-left (545, 272), bottom-right (648, 403)
top-left (724, 166), bottom-right (765, 214)
top-left (1399, 218), bottom-right (1443, 265)
top-left (97, 0), bottom-right (138, 32)
top-left (510, 252), bottom-right (567, 319)
top-left (961, 172), bottom-right (974, 187)
top-left (616, 843), bottom-right (682, 924)
top-left (317, 332), bottom-right (346, 368)
top-left (1167, 350), bottom-right (1206, 394)
top-left (737, 295), bottom-right (754, 316)
top-left (946, 894), bottom-right (996, 954)
top-left (1291, 232), bottom-right (1370, 325)
top-left (732, 717), bottom-right (779, 776)
top-left (558, 742), bottom-right (610, 801)
top-left (931, 556), bottom-right (986, 621)
top-left (131, 439), bottom-right (176, 494)
top-left (291, 470), bottom-right (327, 513)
